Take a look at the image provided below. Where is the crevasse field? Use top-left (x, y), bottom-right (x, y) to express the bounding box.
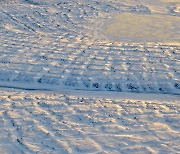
top-left (0, 0), bottom-right (180, 153)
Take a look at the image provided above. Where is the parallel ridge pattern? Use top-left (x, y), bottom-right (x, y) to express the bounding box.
top-left (0, 0), bottom-right (179, 94)
top-left (0, 90), bottom-right (179, 153)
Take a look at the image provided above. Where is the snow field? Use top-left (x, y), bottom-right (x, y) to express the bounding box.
top-left (0, 0), bottom-right (180, 153)
top-left (0, 89), bottom-right (179, 153)
top-left (0, 0), bottom-right (179, 94)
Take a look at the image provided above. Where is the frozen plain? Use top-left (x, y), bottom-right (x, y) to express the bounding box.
top-left (0, 0), bottom-right (180, 153)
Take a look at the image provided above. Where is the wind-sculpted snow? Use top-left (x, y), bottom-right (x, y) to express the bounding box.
top-left (0, 1), bottom-right (180, 153)
top-left (0, 89), bottom-right (179, 153)
top-left (0, 0), bottom-right (180, 95)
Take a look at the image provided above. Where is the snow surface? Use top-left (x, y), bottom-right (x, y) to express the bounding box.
top-left (0, 0), bottom-right (180, 153)
top-left (101, 13), bottom-right (180, 42)
top-left (0, 0), bottom-right (180, 95)
top-left (0, 89), bottom-right (179, 153)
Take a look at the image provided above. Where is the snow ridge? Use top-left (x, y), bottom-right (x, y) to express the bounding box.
top-left (0, 89), bottom-right (179, 153)
top-left (0, 0), bottom-right (180, 95)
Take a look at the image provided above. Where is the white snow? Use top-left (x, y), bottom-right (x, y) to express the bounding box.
top-left (0, 88), bottom-right (179, 153)
top-left (101, 13), bottom-right (180, 42)
top-left (0, 0), bottom-right (180, 153)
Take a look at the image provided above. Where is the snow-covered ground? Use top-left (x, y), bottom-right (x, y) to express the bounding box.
top-left (0, 89), bottom-right (179, 153)
top-left (0, 0), bottom-right (179, 94)
top-left (0, 0), bottom-right (180, 153)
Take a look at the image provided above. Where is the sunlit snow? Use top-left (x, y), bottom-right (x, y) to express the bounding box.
top-left (0, 0), bottom-right (179, 153)
top-left (102, 13), bottom-right (180, 42)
